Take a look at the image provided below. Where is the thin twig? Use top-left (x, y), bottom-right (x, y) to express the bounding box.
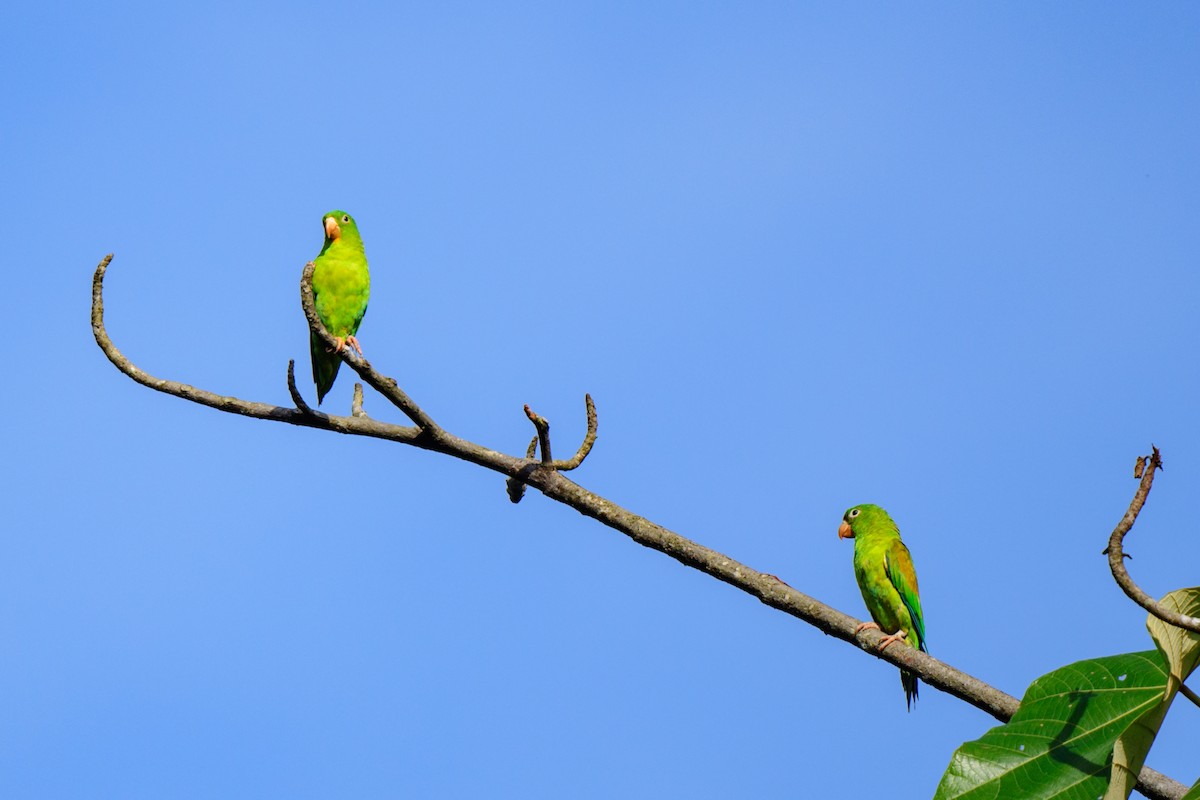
top-left (551, 393), bottom-right (597, 470)
top-left (1105, 447), bottom-right (1200, 635)
top-left (352, 383), bottom-right (366, 418)
top-left (286, 359), bottom-right (316, 415)
top-left (524, 405), bottom-right (552, 464)
top-left (1180, 684), bottom-right (1200, 710)
top-left (92, 253), bottom-right (1186, 800)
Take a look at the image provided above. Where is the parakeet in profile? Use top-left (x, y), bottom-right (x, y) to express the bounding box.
top-left (308, 210), bottom-right (370, 405)
top-left (839, 503), bottom-right (928, 710)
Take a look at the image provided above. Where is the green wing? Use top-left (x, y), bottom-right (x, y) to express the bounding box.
top-left (884, 537), bottom-right (926, 709)
top-left (883, 539), bottom-right (927, 652)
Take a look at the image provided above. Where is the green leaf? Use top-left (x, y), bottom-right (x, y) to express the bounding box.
top-left (1107, 587), bottom-right (1200, 799)
top-left (1145, 587), bottom-right (1200, 688)
top-left (934, 651), bottom-right (1168, 800)
top-left (1181, 777), bottom-right (1200, 800)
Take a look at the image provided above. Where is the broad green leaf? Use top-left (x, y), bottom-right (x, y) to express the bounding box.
top-left (1107, 588), bottom-right (1200, 799)
top-left (934, 650), bottom-right (1168, 800)
top-left (1181, 777), bottom-right (1200, 800)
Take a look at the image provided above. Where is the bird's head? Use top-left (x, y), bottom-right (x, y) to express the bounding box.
top-left (838, 503), bottom-right (889, 540)
top-left (322, 210), bottom-right (360, 245)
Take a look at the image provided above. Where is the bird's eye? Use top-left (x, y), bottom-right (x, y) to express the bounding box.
top-left (849, 509), bottom-right (860, 518)
top-left (342, 215), bottom-right (349, 223)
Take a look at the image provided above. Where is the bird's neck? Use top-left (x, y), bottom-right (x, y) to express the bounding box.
top-left (321, 236), bottom-right (365, 258)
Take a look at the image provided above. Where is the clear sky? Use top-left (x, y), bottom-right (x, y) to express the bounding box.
top-left (4, 2), bottom-right (1199, 797)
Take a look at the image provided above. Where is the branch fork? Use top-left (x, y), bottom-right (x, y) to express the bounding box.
top-left (507, 395), bottom-right (598, 503)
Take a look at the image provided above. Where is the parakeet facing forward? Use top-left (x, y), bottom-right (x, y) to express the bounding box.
top-left (839, 503), bottom-right (927, 710)
top-left (308, 210), bottom-right (370, 404)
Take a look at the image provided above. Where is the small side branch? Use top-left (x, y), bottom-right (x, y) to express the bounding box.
top-left (524, 405), bottom-right (553, 464)
top-left (287, 360), bottom-right (315, 415)
top-left (1104, 447), bottom-right (1200, 635)
top-left (551, 393), bottom-right (597, 471)
top-left (352, 383), bottom-right (366, 417)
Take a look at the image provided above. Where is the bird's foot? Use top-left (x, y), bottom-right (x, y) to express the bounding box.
top-left (854, 621), bottom-right (880, 635)
top-left (327, 336), bottom-right (347, 354)
top-left (876, 629), bottom-right (908, 651)
top-left (346, 335), bottom-right (364, 357)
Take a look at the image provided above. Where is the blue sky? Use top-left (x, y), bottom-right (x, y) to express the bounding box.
top-left (4, 3), bottom-right (1199, 797)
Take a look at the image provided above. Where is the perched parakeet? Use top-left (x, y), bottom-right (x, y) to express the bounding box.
top-left (839, 503), bottom-right (928, 710)
top-left (308, 210), bottom-right (370, 404)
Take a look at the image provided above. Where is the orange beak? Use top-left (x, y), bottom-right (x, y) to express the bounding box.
top-left (324, 216), bottom-right (341, 241)
top-left (838, 520), bottom-right (854, 540)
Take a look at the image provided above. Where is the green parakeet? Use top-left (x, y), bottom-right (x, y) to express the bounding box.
top-left (839, 503), bottom-right (928, 710)
top-left (308, 210), bottom-right (370, 405)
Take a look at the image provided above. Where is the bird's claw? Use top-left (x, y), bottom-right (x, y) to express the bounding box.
top-left (854, 621), bottom-right (907, 651)
top-left (346, 335), bottom-right (364, 357)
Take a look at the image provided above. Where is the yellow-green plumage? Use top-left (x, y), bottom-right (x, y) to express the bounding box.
top-left (840, 503), bottom-right (927, 710)
top-left (308, 210), bottom-right (370, 404)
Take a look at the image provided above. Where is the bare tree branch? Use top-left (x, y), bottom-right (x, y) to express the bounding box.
top-left (1180, 684), bottom-right (1200, 710)
top-left (1104, 447), bottom-right (1200, 635)
top-left (90, 254), bottom-right (1187, 800)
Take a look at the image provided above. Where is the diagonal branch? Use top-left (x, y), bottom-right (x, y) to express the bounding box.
top-left (91, 254), bottom-right (1186, 800)
top-left (1104, 447), bottom-right (1200, 635)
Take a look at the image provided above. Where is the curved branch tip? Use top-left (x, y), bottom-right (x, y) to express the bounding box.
top-left (286, 359), bottom-right (316, 415)
top-left (1105, 446), bottom-right (1200, 635)
top-left (551, 393), bottom-right (598, 471)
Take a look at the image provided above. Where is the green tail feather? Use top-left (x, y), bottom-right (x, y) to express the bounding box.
top-left (310, 330), bottom-right (342, 405)
top-left (902, 668), bottom-right (919, 711)
top-left (902, 637), bottom-right (928, 711)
